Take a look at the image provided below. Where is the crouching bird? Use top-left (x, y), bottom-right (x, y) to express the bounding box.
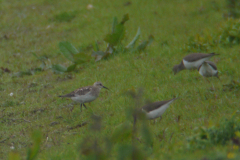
top-left (198, 61), bottom-right (220, 79)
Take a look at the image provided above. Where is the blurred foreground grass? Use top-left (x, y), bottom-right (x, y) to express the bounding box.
top-left (0, 0), bottom-right (240, 159)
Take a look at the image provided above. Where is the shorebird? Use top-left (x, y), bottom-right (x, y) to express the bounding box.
top-left (59, 82), bottom-right (108, 111)
top-left (198, 61), bottom-right (219, 79)
top-left (173, 52), bottom-right (219, 74)
top-left (142, 98), bottom-right (178, 120)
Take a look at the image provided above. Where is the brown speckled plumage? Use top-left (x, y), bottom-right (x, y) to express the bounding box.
top-left (59, 81), bottom-right (108, 112)
top-left (59, 86), bottom-right (97, 97)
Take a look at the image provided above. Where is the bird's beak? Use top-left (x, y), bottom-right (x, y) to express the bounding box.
top-left (103, 86), bottom-right (109, 90)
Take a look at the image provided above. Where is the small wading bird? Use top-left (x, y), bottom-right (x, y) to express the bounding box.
top-left (198, 61), bottom-right (220, 89)
top-left (141, 98), bottom-right (178, 122)
top-left (198, 61), bottom-right (219, 79)
top-left (59, 82), bottom-right (108, 112)
top-left (173, 52), bottom-right (219, 74)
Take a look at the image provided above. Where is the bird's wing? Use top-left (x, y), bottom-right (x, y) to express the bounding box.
top-left (74, 86), bottom-right (92, 96)
top-left (205, 61), bottom-right (217, 70)
top-left (142, 100), bottom-right (170, 112)
top-left (142, 98), bottom-right (177, 112)
top-left (59, 86), bottom-right (92, 97)
top-left (184, 53), bottom-right (216, 62)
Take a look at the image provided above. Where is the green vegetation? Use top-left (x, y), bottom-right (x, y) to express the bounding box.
top-left (188, 117), bottom-right (240, 149)
top-left (0, 0), bottom-right (240, 159)
top-left (183, 18), bottom-right (240, 52)
top-left (226, 0), bottom-right (240, 18)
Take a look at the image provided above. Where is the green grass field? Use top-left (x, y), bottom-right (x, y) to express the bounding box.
top-left (1, 0), bottom-right (240, 159)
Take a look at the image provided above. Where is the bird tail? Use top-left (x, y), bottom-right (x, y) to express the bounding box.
top-left (210, 52), bottom-right (220, 56)
top-left (168, 97), bottom-right (179, 104)
top-left (172, 97), bottom-right (179, 101)
top-left (58, 94), bottom-right (73, 98)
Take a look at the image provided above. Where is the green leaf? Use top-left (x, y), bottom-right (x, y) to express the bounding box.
top-left (51, 64), bottom-right (67, 73)
top-left (26, 130), bottom-right (42, 160)
top-left (112, 17), bottom-right (118, 33)
top-left (120, 14), bottom-right (129, 24)
top-left (136, 35), bottom-right (154, 52)
top-left (126, 27), bottom-right (141, 48)
top-left (104, 14), bottom-right (129, 46)
top-left (141, 122), bottom-right (153, 147)
top-left (72, 52), bottom-right (91, 64)
top-left (59, 41), bottom-right (79, 62)
top-left (67, 64), bottom-right (77, 72)
top-left (104, 24), bottom-right (125, 46)
top-left (95, 40), bottom-right (99, 51)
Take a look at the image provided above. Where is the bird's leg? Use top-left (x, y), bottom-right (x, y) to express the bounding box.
top-left (69, 103), bottom-right (75, 112)
top-left (80, 103), bottom-right (82, 112)
top-left (83, 103), bottom-right (87, 109)
top-left (159, 116), bottom-right (162, 121)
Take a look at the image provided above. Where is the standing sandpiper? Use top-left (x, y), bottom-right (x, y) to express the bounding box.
top-left (142, 98), bottom-right (178, 120)
top-left (59, 82), bottom-right (108, 111)
top-left (173, 52), bottom-right (219, 74)
top-left (198, 61), bottom-right (219, 79)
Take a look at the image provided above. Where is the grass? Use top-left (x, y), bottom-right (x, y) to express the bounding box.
top-left (0, 0), bottom-right (240, 159)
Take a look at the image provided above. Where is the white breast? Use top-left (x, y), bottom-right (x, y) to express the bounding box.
top-left (183, 57), bottom-right (210, 70)
top-left (145, 100), bottom-right (174, 119)
top-left (71, 92), bottom-right (97, 103)
top-left (199, 63), bottom-right (218, 77)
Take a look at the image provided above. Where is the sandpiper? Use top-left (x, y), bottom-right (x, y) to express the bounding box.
top-left (198, 61), bottom-right (219, 79)
top-left (142, 98), bottom-right (178, 120)
top-left (59, 81), bottom-right (108, 111)
top-left (173, 52), bottom-right (219, 74)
